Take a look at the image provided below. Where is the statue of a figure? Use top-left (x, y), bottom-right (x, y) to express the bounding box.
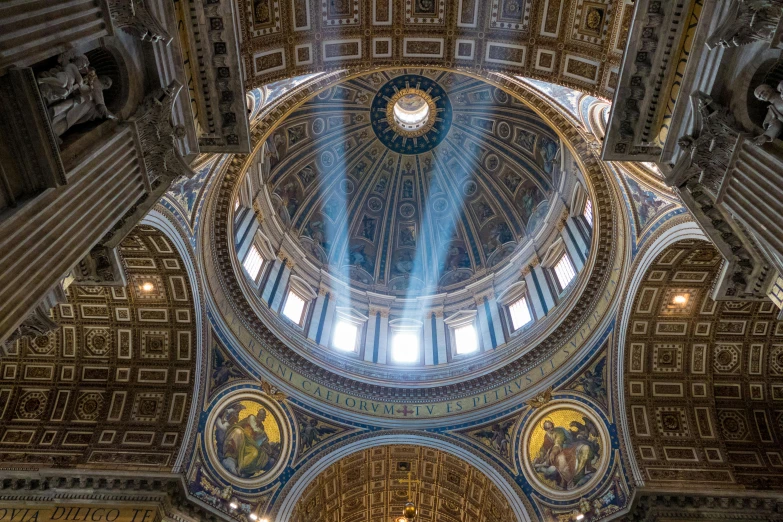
top-left (36, 50), bottom-right (116, 141)
top-left (753, 82), bottom-right (783, 144)
top-left (47, 73), bottom-right (115, 139)
top-left (37, 52), bottom-right (90, 104)
top-left (706, 0), bottom-right (783, 49)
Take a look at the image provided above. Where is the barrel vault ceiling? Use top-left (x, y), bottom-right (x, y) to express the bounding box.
top-left (0, 226), bottom-right (197, 470)
top-left (290, 445), bottom-right (514, 522)
top-left (624, 239), bottom-right (783, 491)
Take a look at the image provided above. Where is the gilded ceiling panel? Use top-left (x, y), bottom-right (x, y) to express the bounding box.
top-left (238, 0), bottom-right (629, 98)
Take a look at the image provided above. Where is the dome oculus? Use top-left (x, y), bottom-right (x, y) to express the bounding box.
top-left (390, 90), bottom-right (433, 132)
top-left (371, 74), bottom-right (452, 154)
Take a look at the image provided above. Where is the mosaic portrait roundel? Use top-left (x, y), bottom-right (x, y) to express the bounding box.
top-left (205, 390), bottom-right (292, 488)
top-left (521, 401), bottom-right (609, 500)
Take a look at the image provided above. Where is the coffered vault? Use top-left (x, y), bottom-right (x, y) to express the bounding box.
top-left (238, 0), bottom-right (632, 99)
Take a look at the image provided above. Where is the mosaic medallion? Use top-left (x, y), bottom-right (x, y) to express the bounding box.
top-left (370, 74), bottom-right (452, 154)
top-left (521, 402), bottom-right (609, 499)
top-left (206, 390), bottom-right (291, 487)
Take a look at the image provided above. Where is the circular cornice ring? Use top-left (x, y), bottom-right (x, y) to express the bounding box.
top-left (199, 66), bottom-right (630, 424)
top-left (386, 89), bottom-right (435, 135)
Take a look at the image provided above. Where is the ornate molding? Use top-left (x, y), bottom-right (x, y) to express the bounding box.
top-left (668, 94), bottom-right (776, 300)
top-left (72, 244), bottom-right (126, 286)
top-left (626, 490), bottom-right (783, 521)
top-left (706, 0), bottom-right (783, 49)
top-left (107, 0), bottom-right (172, 44)
top-left (1, 284), bottom-right (66, 349)
top-left (132, 80), bottom-right (192, 186)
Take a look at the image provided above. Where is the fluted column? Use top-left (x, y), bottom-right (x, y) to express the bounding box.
top-left (718, 136), bottom-right (783, 266)
top-left (0, 0), bottom-right (113, 76)
top-left (0, 122), bottom-right (146, 345)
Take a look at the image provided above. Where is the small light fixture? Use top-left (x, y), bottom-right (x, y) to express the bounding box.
top-left (229, 501), bottom-right (238, 510)
top-left (403, 501), bottom-right (417, 521)
top-left (249, 515), bottom-right (257, 521)
top-left (141, 282), bottom-right (155, 293)
top-left (672, 294), bottom-right (688, 305)
top-left (575, 515), bottom-right (585, 521)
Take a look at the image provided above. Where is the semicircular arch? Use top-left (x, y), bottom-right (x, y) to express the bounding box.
top-left (274, 433), bottom-right (533, 522)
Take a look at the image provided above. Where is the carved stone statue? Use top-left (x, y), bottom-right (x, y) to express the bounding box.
top-left (46, 73), bottom-right (115, 138)
top-left (753, 82), bottom-right (783, 144)
top-left (37, 51), bottom-right (116, 140)
top-left (706, 0), bottom-right (783, 49)
top-left (36, 52), bottom-right (90, 104)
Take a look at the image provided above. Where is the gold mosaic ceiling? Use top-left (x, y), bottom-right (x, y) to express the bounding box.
top-left (0, 226), bottom-right (197, 471)
top-left (239, 0), bottom-right (631, 99)
top-left (623, 240), bottom-right (783, 490)
top-left (290, 445), bottom-right (516, 522)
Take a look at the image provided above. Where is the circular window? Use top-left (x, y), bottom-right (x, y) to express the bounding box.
top-left (393, 93), bottom-right (430, 130)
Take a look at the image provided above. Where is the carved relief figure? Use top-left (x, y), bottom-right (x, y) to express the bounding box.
top-left (348, 243), bottom-right (375, 274)
top-left (443, 244), bottom-right (470, 272)
top-left (276, 181), bottom-right (300, 219)
top-left (473, 419), bottom-right (515, 457)
top-left (483, 222), bottom-right (513, 254)
top-left (299, 418), bottom-right (338, 451)
top-left (399, 224), bottom-right (416, 247)
top-left (670, 94), bottom-right (738, 194)
top-left (537, 136), bottom-right (559, 175)
top-left (518, 184), bottom-right (545, 223)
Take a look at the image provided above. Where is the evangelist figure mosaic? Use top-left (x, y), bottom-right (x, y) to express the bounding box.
top-left (214, 399), bottom-right (283, 479)
top-left (527, 408), bottom-right (603, 493)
